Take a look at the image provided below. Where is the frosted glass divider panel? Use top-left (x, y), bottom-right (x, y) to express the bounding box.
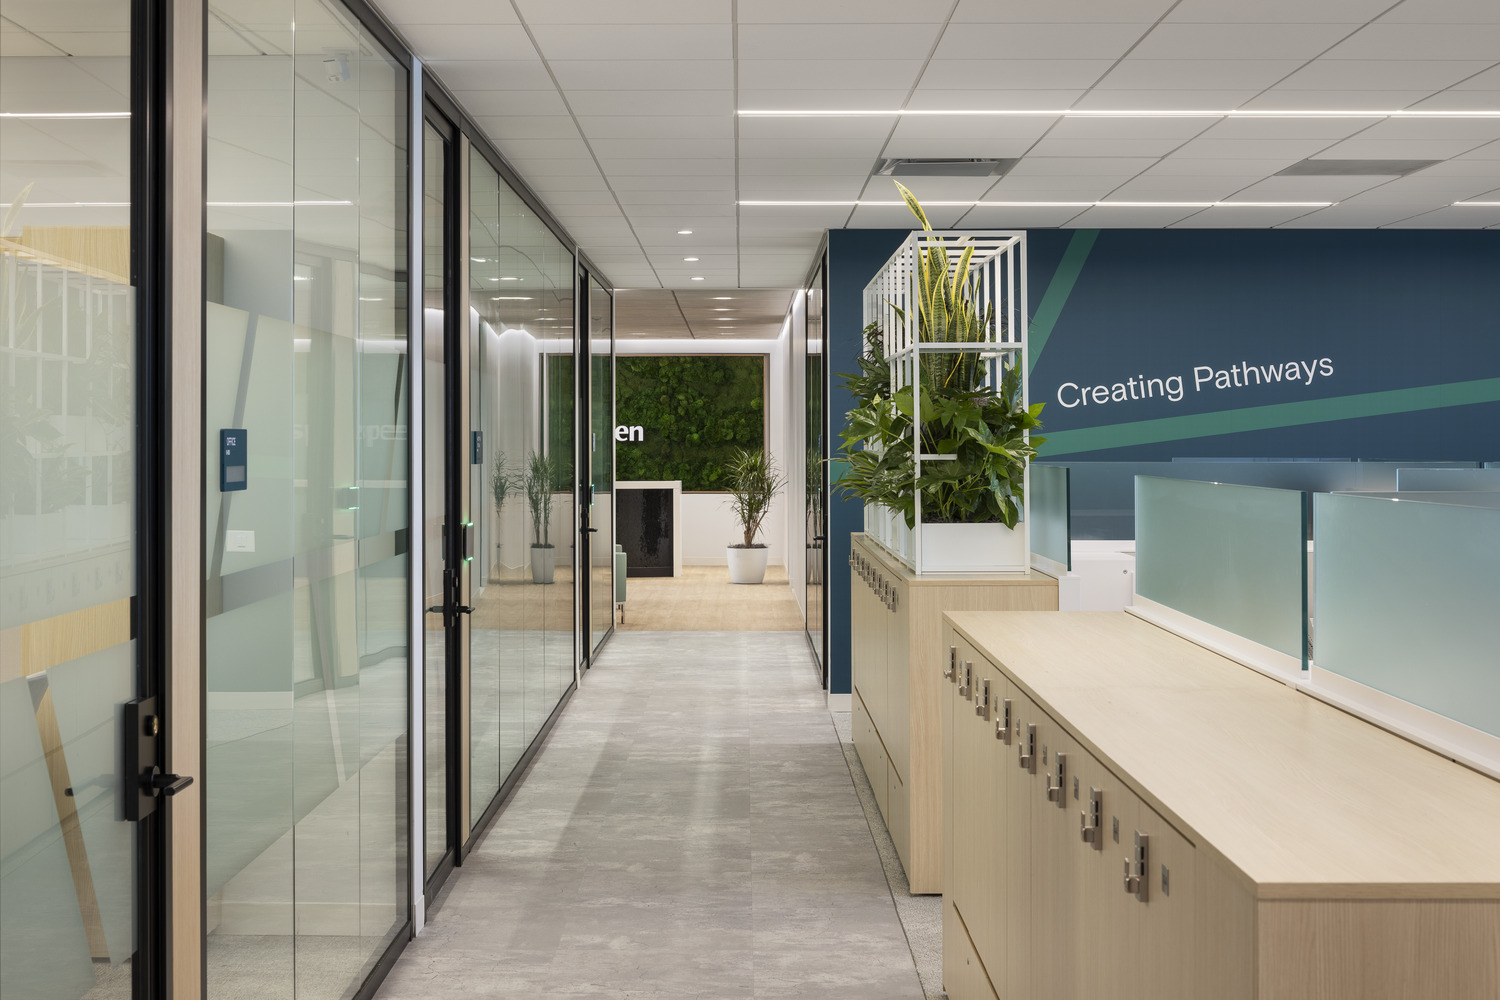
top-left (1029, 464), bottom-right (1070, 575)
top-left (1313, 493), bottom-right (1500, 743)
top-left (1134, 476), bottom-right (1308, 666)
top-left (1334, 491), bottom-right (1500, 509)
top-left (1396, 467), bottom-right (1500, 491)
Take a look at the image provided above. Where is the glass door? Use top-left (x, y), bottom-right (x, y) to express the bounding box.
top-left (421, 114), bottom-right (459, 893)
top-left (1, 2), bottom-right (164, 997)
top-left (806, 266), bottom-right (827, 684)
top-left (584, 276), bottom-right (614, 660)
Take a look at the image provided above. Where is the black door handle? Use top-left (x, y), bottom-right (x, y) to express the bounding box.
top-left (426, 605), bottom-right (445, 614)
top-left (584, 527), bottom-right (598, 533)
top-left (456, 605), bottom-right (475, 615)
top-left (147, 766), bottom-right (194, 797)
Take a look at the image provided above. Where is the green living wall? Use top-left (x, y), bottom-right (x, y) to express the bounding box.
top-left (616, 355), bottom-right (765, 491)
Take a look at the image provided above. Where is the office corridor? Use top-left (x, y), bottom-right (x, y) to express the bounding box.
top-left (376, 631), bottom-right (925, 1000)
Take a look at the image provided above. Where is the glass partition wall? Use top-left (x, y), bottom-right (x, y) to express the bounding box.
top-left (587, 278), bottom-right (614, 656)
top-left (466, 149), bottom-right (578, 840)
top-left (805, 264), bottom-right (827, 679)
top-left (204, 2), bottom-right (410, 997)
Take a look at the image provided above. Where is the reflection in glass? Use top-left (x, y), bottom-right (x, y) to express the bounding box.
top-left (468, 150), bottom-right (576, 833)
top-left (805, 268), bottom-right (826, 669)
top-left (1, 2), bottom-right (138, 997)
top-left (205, 1), bottom-right (409, 996)
top-left (589, 279), bottom-right (614, 655)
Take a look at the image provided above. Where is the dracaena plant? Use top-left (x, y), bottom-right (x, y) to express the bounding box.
top-left (834, 183), bottom-right (1045, 529)
top-left (725, 447), bottom-right (788, 548)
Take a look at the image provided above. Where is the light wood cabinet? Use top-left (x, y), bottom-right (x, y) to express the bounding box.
top-left (943, 610), bottom-right (1500, 1000)
top-left (850, 533), bottom-right (1058, 894)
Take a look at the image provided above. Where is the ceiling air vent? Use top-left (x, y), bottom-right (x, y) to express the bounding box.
top-left (875, 157), bottom-right (1016, 178)
top-left (1275, 158), bottom-right (1440, 177)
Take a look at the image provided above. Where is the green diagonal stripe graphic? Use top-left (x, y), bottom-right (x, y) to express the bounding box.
top-left (1044, 377), bottom-right (1500, 455)
top-left (1027, 228), bottom-right (1098, 373)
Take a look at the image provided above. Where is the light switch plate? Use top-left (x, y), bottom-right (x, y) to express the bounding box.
top-left (227, 530), bottom-right (255, 553)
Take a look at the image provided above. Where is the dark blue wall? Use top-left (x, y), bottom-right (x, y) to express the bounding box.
top-left (826, 229), bottom-right (909, 698)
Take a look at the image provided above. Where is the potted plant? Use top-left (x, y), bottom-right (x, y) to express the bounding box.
top-left (524, 450), bottom-right (555, 584)
top-left (724, 447), bottom-right (787, 585)
top-left (835, 182), bottom-right (1045, 572)
top-left (490, 451), bottom-right (514, 567)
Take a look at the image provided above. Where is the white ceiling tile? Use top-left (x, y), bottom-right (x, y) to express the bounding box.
top-left (1344, 118), bottom-right (1500, 142)
top-left (1379, 0), bottom-right (1500, 22)
top-left (490, 137), bottom-right (593, 159)
top-left (454, 89), bottom-right (570, 117)
top-left (1164, 0), bottom-right (1394, 21)
top-left (1315, 137), bottom-right (1492, 159)
top-left (1167, 137), bottom-right (1339, 160)
top-left (918, 59), bottom-right (1115, 90)
top-left (951, 0), bottom-right (1177, 22)
top-left (1196, 117), bottom-right (1378, 140)
top-left (1169, 205), bottom-right (1321, 227)
top-left (1130, 21), bottom-right (1359, 59)
top-left (373, 0), bottom-right (520, 24)
top-left (400, 24), bottom-right (534, 61)
top-left (612, 175), bottom-right (737, 193)
top-left (739, 176), bottom-right (866, 199)
top-left (847, 204), bottom-right (964, 227)
top-left (426, 59), bottom-right (552, 91)
top-left (878, 138), bottom-right (1034, 159)
top-left (1067, 205), bottom-right (1204, 226)
top-left (577, 116), bottom-right (732, 140)
top-left (514, 0), bottom-right (729, 23)
top-left (739, 116), bottom-right (898, 140)
top-left (566, 90), bottom-right (734, 116)
top-left (952, 207), bottom-right (1088, 228)
top-left (496, 156), bottom-right (603, 177)
top-left (1026, 136), bottom-right (1189, 157)
top-left (1230, 175), bottom-right (1390, 200)
top-left (737, 23), bottom-right (943, 60)
top-left (1069, 89), bottom-right (1262, 110)
top-left (739, 136), bottom-right (888, 158)
top-left (739, 157), bottom-right (875, 176)
top-left (739, 59), bottom-right (926, 91)
top-left (1094, 59), bottom-right (1306, 90)
top-left (626, 203), bottom-right (737, 217)
top-left (1381, 205), bottom-right (1500, 227)
top-left (1147, 156), bottom-right (1305, 175)
top-left (739, 88), bottom-right (911, 111)
top-left (1322, 23), bottom-right (1500, 60)
top-left (905, 89), bottom-right (1086, 111)
top-left (1456, 139), bottom-right (1500, 158)
top-left (1045, 116), bottom-right (1213, 140)
top-left (1275, 59), bottom-right (1492, 91)
top-left (860, 176), bottom-right (998, 202)
top-left (1451, 66), bottom-right (1500, 90)
top-left (739, 204), bottom-right (857, 226)
top-left (618, 189), bottom-right (732, 206)
top-left (886, 116), bottom-right (1056, 141)
top-left (983, 175), bottom-right (1131, 199)
top-left (598, 158), bottom-right (736, 176)
top-left (1408, 90), bottom-right (1500, 112)
top-left (1007, 156), bottom-right (1160, 176)
top-left (737, 0), bottom-right (951, 22)
top-left (640, 243), bottom-right (737, 254)
top-left (934, 22), bottom-right (1149, 60)
top-left (547, 59), bottom-right (733, 91)
top-left (1107, 175), bottom-right (1266, 199)
top-left (527, 24), bottom-right (732, 60)
top-left (476, 116), bottom-right (580, 140)
top-left (590, 138), bottom-right (734, 158)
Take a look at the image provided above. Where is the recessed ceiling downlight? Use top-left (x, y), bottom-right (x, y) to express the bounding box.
top-left (677, 229), bottom-right (693, 235)
top-left (691, 276), bottom-right (705, 281)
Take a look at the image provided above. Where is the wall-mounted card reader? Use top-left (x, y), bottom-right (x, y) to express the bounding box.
top-left (220, 429), bottom-right (247, 492)
top-left (471, 430), bottom-right (483, 465)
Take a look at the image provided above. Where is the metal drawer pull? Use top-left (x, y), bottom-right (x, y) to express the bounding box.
top-left (1080, 787), bottom-right (1103, 848)
top-left (975, 677), bottom-right (990, 718)
top-left (945, 645), bottom-right (956, 680)
top-left (1018, 723), bottom-right (1036, 772)
top-left (996, 698), bottom-right (1012, 743)
top-left (1046, 751), bottom-right (1068, 805)
top-left (1123, 831), bottom-right (1150, 902)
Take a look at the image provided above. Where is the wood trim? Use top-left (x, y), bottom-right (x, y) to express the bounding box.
top-left (0, 598), bottom-right (133, 683)
top-left (169, 0), bottom-right (205, 995)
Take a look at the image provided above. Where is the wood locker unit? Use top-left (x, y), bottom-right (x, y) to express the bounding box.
top-left (850, 532), bottom-right (1057, 894)
top-left (942, 610), bottom-right (1500, 1000)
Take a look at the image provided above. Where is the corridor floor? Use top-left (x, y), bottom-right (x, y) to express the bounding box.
top-left (376, 631), bottom-right (926, 1000)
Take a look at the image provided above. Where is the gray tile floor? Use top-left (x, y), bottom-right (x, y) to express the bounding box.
top-left (376, 631), bottom-right (927, 1000)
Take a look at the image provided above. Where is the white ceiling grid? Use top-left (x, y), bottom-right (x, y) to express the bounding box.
top-left (374, 0), bottom-right (1500, 305)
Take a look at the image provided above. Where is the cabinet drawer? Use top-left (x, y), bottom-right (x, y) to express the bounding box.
top-left (945, 899), bottom-right (1000, 1000)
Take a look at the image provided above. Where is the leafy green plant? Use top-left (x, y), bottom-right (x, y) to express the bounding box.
top-left (615, 355), bottom-right (764, 490)
top-left (490, 452), bottom-right (515, 518)
top-left (524, 450), bottom-right (554, 547)
top-left (724, 447), bottom-right (787, 548)
top-left (834, 183), bottom-right (1045, 529)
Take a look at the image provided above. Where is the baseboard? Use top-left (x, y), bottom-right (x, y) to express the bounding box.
top-left (827, 693), bottom-right (851, 713)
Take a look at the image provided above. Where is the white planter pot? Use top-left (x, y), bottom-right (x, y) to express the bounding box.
top-left (727, 545), bottom-right (770, 585)
top-left (531, 544), bottom-right (556, 584)
top-left (919, 520), bottom-right (1028, 574)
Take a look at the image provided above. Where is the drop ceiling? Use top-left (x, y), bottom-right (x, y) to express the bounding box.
top-left (615, 288), bottom-right (795, 339)
top-left (374, 0), bottom-right (1500, 291)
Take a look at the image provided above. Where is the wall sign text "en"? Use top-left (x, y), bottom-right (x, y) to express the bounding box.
top-left (614, 425), bottom-right (644, 443)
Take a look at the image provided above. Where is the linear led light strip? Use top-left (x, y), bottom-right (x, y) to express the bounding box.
top-left (11, 200), bottom-right (354, 208)
top-left (739, 108), bottom-right (1500, 118)
top-left (0, 111), bottom-right (131, 119)
top-left (740, 200), bottom-right (1337, 208)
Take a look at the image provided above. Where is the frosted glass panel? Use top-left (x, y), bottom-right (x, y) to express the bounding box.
top-left (1030, 464), bottom-right (1070, 571)
top-left (1135, 477), bottom-right (1307, 663)
top-left (1314, 494), bottom-right (1500, 738)
top-left (1335, 491), bottom-right (1500, 509)
top-left (1396, 467), bottom-right (1500, 491)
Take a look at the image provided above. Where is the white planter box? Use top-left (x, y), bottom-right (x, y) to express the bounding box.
top-left (918, 520), bottom-right (1028, 575)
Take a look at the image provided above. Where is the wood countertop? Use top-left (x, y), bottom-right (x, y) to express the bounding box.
top-left (946, 610), bottom-right (1500, 900)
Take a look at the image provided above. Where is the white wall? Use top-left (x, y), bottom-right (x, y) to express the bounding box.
top-left (785, 292), bottom-right (808, 610)
top-left (616, 333), bottom-right (791, 568)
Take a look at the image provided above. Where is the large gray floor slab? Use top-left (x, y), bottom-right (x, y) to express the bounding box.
top-left (376, 631), bottom-right (926, 1000)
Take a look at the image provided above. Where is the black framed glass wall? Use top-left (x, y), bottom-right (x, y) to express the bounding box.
top-left (466, 147), bottom-right (577, 837)
top-left (0, 2), bottom-right (152, 997)
top-left (806, 264), bottom-right (827, 678)
top-left (204, 2), bottom-right (410, 996)
top-left (586, 277), bottom-right (614, 656)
